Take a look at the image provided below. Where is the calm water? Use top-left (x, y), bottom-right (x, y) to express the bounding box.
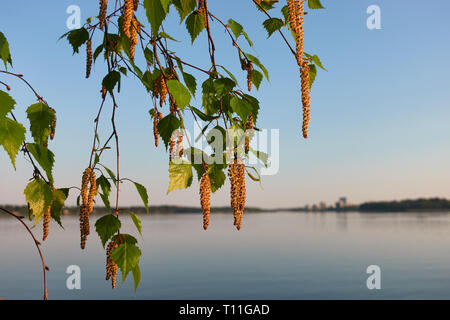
top-left (1, 211), bottom-right (450, 300)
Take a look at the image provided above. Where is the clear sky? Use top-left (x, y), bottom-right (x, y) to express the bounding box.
top-left (1, 0), bottom-right (450, 208)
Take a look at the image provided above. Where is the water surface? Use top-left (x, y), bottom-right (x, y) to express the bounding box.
top-left (1, 211), bottom-right (450, 299)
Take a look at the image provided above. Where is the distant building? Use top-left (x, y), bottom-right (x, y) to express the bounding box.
top-left (319, 202), bottom-right (327, 211)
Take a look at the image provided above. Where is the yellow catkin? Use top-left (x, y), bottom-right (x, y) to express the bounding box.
top-left (106, 241), bottom-right (118, 289)
top-left (80, 168), bottom-right (96, 249)
top-left (236, 163), bottom-right (246, 230)
top-left (87, 170), bottom-right (97, 214)
top-left (80, 204), bottom-right (88, 249)
top-left (159, 75), bottom-right (167, 107)
top-left (228, 160), bottom-right (239, 227)
top-left (169, 138), bottom-right (176, 161)
top-left (133, 0), bottom-right (139, 11)
top-left (50, 108), bottom-right (56, 140)
top-left (200, 166), bottom-right (211, 230)
top-left (129, 17), bottom-right (140, 62)
top-left (123, 0), bottom-right (134, 38)
top-left (198, 0), bottom-right (208, 28)
top-left (228, 159), bottom-right (246, 230)
top-left (247, 62), bottom-right (253, 92)
top-left (153, 111), bottom-right (161, 147)
top-left (287, 0), bottom-right (305, 66)
top-left (245, 114), bottom-right (254, 154)
top-left (301, 60), bottom-right (311, 138)
top-left (42, 206), bottom-right (51, 241)
top-left (86, 40), bottom-right (93, 79)
top-left (99, 0), bottom-right (108, 31)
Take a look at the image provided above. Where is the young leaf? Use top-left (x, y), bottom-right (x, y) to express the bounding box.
top-left (228, 19), bottom-right (243, 39)
top-left (144, 0), bottom-right (168, 34)
top-left (166, 79), bottom-right (191, 109)
top-left (111, 242), bottom-right (142, 283)
top-left (99, 164), bottom-right (117, 185)
top-left (102, 71), bottom-right (121, 93)
top-left (51, 188), bottom-right (68, 228)
top-left (245, 53), bottom-right (269, 81)
top-left (208, 165), bottom-right (226, 193)
top-left (185, 11), bottom-right (205, 43)
top-left (95, 214), bottom-right (122, 247)
top-left (0, 117), bottom-right (25, 169)
top-left (26, 102), bottom-right (54, 146)
top-left (309, 63), bottom-right (317, 88)
top-left (308, 0), bottom-right (325, 9)
top-left (262, 18), bottom-right (284, 38)
top-left (214, 78), bottom-right (235, 97)
top-left (173, 0), bottom-right (196, 23)
top-left (0, 90), bottom-right (15, 118)
top-left (230, 96), bottom-right (252, 122)
top-left (24, 178), bottom-right (53, 224)
top-left (26, 143), bottom-right (55, 183)
top-left (128, 211), bottom-right (143, 236)
top-left (133, 182), bottom-right (149, 214)
top-left (167, 160), bottom-right (193, 194)
top-left (157, 114), bottom-right (181, 149)
top-left (251, 70), bottom-right (263, 90)
top-left (0, 32), bottom-right (12, 68)
top-left (132, 265), bottom-right (141, 295)
top-left (66, 28), bottom-right (89, 54)
top-left (181, 71), bottom-right (197, 96)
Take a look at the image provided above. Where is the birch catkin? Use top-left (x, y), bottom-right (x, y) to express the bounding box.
top-left (228, 159), bottom-right (246, 230)
top-left (245, 114), bottom-right (254, 154)
top-left (153, 111), bottom-right (162, 147)
top-left (123, 0), bottom-right (134, 38)
top-left (200, 166), bottom-right (211, 230)
top-left (86, 40), bottom-right (93, 79)
top-left (80, 168), bottom-right (97, 249)
top-left (133, 0), bottom-right (139, 11)
top-left (129, 17), bottom-right (140, 62)
top-left (50, 108), bottom-right (56, 140)
top-left (247, 62), bottom-right (253, 92)
top-left (287, 0), bottom-right (305, 66)
top-left (43, 206), bottom-right (51, 241)
top-left (301, 60), bottom-right (311, 138)
top-left (99, 0), bottom-right (108, 31)
top-left (106, 240), bottom-right (118, 289)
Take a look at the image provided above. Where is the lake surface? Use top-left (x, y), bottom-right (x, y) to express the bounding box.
top-left (1, 211), bottom-right (450, 300)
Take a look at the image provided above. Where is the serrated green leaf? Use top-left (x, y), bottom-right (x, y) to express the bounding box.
top-left (308, 0), bottom-right (325, 9)
top-left (26, 143), bottom-right (55, 183)
top-left (166, 79), bottom-right (191, 109)
top-left (218, 65), bottom-right (239, 87)
top-left (0, 90), bottom-right (15, 118)
top-left (26, 102), bottom-right (54, 146)
top-left (230, 96), bottom-right (252, 121)
top-left (214, 78), bottom-right (235, 97)
top-left (51, 188), bottom-right (68, 228)
top-left (309, 63), bottom-right (317, 88)
top-left (157, 114), bottom-right (181, 149)
top-left (251, 70), bottom-right (263, 90)
top-left (24, 178), bottom-right (53, 224)
top-left (95, 214), bottom-right (122, 247)
top-left (0, 32), bottom-right (12, 68)
top-left (168, 160), bottom-right (193, 194)
top-left (181, 71), bottom-right (196, 96)
top-left (228, 19), bottom-right (243, 39)
top-left (132, 265), bottom-right (141, 295)
top-left (111, 242), bottom-right (141, 282)
top-left (173, 0), bottom-right (196, 23)
top-left (128, 211), bottom-right (143, 236)
top-left (66, 28), bottom-right (89, 54)
top-left (262, 18), bottom-right (284, 38)
top-left (208, 165), bottom-right (226, 193)
top-left (133, 182), bottom-right (149, 214)
top-left (189, 106), bottom-right (216, 121)
top-left (185, 11), bottom-right (205, 43)
top-left (102, 71), bottom-right (121, 93)
top-left (304, 52), bottom-right (326, 71)
top-left (144, 0), bottom-right (168, 33)
top-left (0, 117), bottom-right (25, 169)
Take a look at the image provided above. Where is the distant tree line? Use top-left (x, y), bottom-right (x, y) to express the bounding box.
top-left (359, 198), bottom-right (450, 212)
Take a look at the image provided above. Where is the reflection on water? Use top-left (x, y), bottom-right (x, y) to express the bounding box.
top-left (1, 211), bottom-right (450, 300)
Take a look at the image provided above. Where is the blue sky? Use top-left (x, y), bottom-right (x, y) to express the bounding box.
top-left (1, 0), bottom-right (450, 208)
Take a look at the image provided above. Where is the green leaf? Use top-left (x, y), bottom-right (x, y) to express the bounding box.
top-left (0, 90), bottom-right (15, 118)
top-left (144, 47), bottom-right (154, 64)
top-left (26, 102), bottom-right (54, 145)
top-left (189, 106), bottom-right (216, 122)
top-left (309, 63), bottom-right (317, 89)
top-left (251, 70), bottom-right (263, 90)
top-left (159, 32), bottom-right (179, 42)
top-left (166, 79), bottom-right (191, 109)
top-left (24, 178), bottom-right (53, 224)
top-left (201, 78), bottom-right (220, 115)
top-left (181, 71), bottom-right (197, 96)
top-left (304, 52), bottom-right (326, 71)
top-left (228, 19), bottom-right (243, 39)
top-left (51, 188), bottom-right (68, 228)
top-left (0, 117), bottom-right (26, 169)
top-left (132, 265), bottom-right (141, 295)
top-left (111, 242), bottom-right (142, 282)
top-left (99, 164), bottom-right (117, 185)
top-left (230, 96), bottom-right (252, 121)
top-left (0, 32), bottom-right (12, 68)
top-left (208, 165), bottom-right (226, 193)
top-left (26, 143), bottom-right (55, 183)
top-left (167, 160), bottom-right (193, 194)
top-left (128, 211), bottom-right (143, 236)
top-left (133, 182), bottom-right (149, 214)
top-left (97, 175), bottom-right (111, 196)
top-left (214, 78), bottom-right (235, 97)
top-left (250, 147), bottom-right (269, 168)
top-left (262, 18), bottom-right (284, 38)
top-left (173, 0), bottom-right (196, 23)
top-left (157, 114), bottom-right (181, 149)
top-left (102, 71), bottom-right (121, 93)
top-left (308, 0), bottom-right (325, 9)
top-left (144, 0), bottom-right (168, 34)
top-left (95, 214), bottom-right (122, 247)
top-left (185, 11), bottom-right (205, 43)
top-left (66, 28), bottom-right (89, 54)
top-left (112, 233), bottom-right (138, 245)
top-left (245, 53), bottom-right (269, 81)
top-left (218, 65), bottom-right (239, 86)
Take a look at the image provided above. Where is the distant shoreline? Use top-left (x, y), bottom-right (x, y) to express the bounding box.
top-left (2, 198), bottom-right (450, 216)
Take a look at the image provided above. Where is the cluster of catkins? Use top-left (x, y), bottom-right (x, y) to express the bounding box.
top-left (287, 0), bottom-right (311, 138)
top-left (80, 167), bottom-right (97, 249)
top-left (122, 0), bottom-right (140, 61)
top-left (228, 159), bottom-right (246, 230)
top-left (105, 240), bottom-right (118, 289)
